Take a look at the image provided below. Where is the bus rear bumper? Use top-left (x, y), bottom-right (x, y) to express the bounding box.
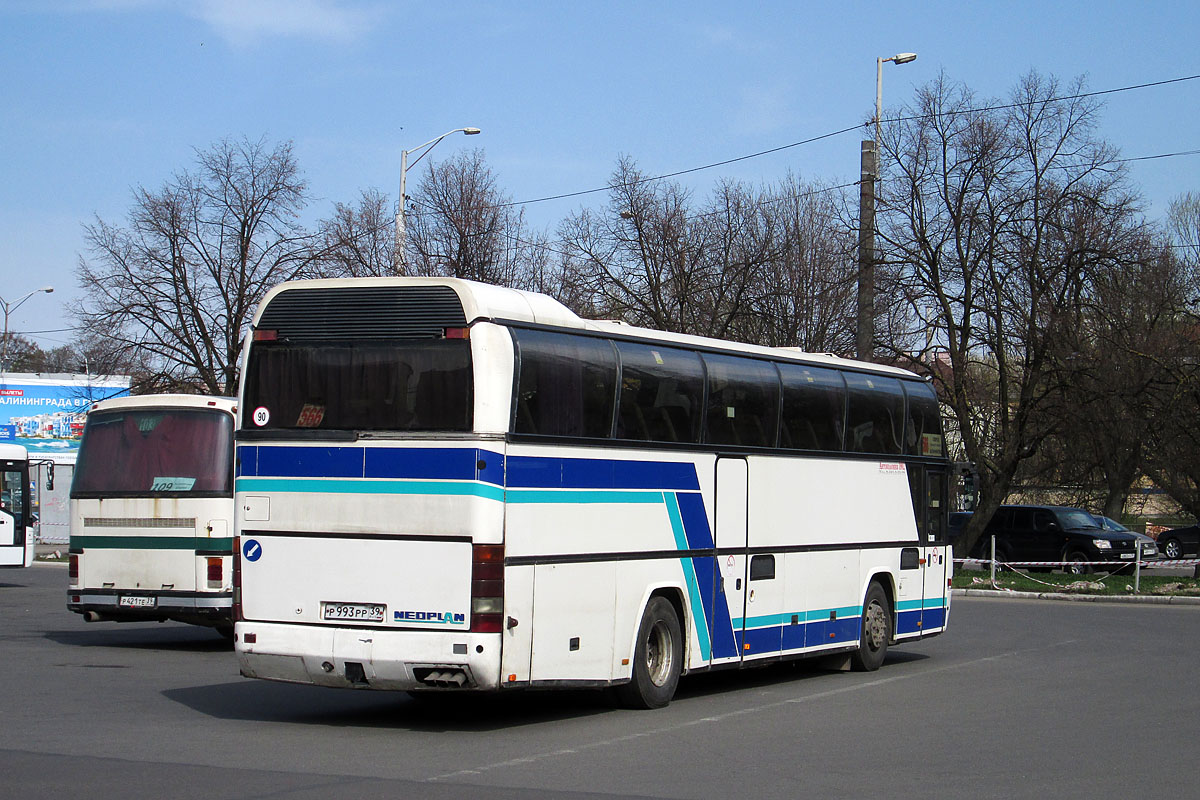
top-left (67, 589), bottom-right (231, 624)
top-left (235, 621), bottom-right (503, 692)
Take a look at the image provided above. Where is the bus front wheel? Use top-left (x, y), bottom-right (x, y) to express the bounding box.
top-left (616, 596), bottom-right (682, 709)
top-left (851, 582), bottom-right (891, 672)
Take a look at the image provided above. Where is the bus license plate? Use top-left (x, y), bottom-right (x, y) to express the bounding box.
top-left (119, 596), bottom-right (156, 608)
top-left (322, 602), bottom-right (385, 622)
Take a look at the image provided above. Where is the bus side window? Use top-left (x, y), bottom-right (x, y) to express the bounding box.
top-left (513, 329), bottom-right (617, 439)
top-left (902, 381), bottom-right (944, 456)
top-left (845, 373), bottom-right (904, 455)
top-left (779, 364), bottom-right (846, 451)
top-left (702, 354), bottom-right (779, 448)
top-left (615, 343), bottom-right (704, 444)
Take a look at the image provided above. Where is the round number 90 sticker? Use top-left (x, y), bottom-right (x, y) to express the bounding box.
top-left (252, 407), bottom-right (270, 427)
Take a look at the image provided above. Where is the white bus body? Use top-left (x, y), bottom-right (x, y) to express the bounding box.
top-left (68, 394), bottom-right (237, 632)
top-left (0, 443), bottom-right (33, 568)
top-left (234, 278), bottom-right (951, 707)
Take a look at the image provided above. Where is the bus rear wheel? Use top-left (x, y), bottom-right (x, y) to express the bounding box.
top-left (851, 582), bottom-right (891, 672)
top-left (616, 596), bottom-right (682, 709)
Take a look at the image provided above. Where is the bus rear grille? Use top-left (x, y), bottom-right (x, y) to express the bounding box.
top-left (258, 285), bottom-right (467, 340)
top-left (83, 517), bottom-right (196, 529)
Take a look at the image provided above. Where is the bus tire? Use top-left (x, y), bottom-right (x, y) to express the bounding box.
top-left (851, 582), bottom-right (891, 672)
top-left (616, 596), bottom-right (682, 709)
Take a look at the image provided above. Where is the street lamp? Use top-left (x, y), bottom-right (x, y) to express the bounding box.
top-left (0, 286), bottom-right (54, 374)
top-left (394, 127), bottom-right (482, 272)
top-left (857, 52), bottom-right (917, 361)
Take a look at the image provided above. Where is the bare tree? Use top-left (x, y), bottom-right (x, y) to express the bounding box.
top-left (316, 188), bottom-right (396, 277)
top-left (75, 137), bottom-right (314, 395)
top-left (745, 173), bottom-right (857, 352)
top-left (877, 71), bottom-right (1135, 555)
top-left (404, 149), bottom-right (541, 288)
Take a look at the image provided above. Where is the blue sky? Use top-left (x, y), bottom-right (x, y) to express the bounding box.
top-left (2, 0), bottom-right (1198, 352)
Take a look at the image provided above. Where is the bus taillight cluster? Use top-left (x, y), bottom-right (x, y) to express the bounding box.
top-left (470, 544), bottom-right (504, 633)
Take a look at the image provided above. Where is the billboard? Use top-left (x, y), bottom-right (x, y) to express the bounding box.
top-left (0, 373), bottom-right (130, 456)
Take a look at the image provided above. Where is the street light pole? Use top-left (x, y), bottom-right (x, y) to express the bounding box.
top-left (394, 126), bottom-right (481, 274)
top-left (857, 52), bottom-right (916, 362)
top-left (0, 286), bottom-right (54, 375)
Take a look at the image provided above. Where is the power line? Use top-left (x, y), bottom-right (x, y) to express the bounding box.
top-left (494, 73), bottom-right (1200, 211)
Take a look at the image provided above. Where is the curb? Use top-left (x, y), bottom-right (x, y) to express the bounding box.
top-left (953, 588), bottom-right (1200, 605)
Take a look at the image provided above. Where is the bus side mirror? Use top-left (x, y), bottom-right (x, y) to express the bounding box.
top-left (46, 464), bottom-right (54, 492)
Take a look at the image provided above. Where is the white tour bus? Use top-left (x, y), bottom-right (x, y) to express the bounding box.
top-left (0, 443), bottom-right (34, 568)
top-left (234, 278), bottom-right (951, 707)
top-left (68, 394), bottom-right (238, 633)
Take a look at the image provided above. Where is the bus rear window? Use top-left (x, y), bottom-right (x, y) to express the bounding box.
top-left (72, 409), bottom-right (234, 497)
top-left (242, 340), bottom-right (472, 433)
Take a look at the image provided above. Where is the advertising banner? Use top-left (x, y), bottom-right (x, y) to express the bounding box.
top-left (0, 373), bottom-right (130, 456)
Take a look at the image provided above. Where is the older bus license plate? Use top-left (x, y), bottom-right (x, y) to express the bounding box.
top-left (321, 602), bottom-right (385, 622)
top-left (119, 595), bottom-right (156, 608)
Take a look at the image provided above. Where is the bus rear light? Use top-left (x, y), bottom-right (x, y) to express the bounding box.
top-left (232, 536), bottom-right (243, 622)
top-left (252, 329), bottom-right (278, 341)
top-left (69, 554), bottom-right (78, 584)
top-left (207, 557), bottom-right (223, 588)
top-left (470, 544), bottom-right (504, 633)
top-left (444, 327), bottom-right (470, 339)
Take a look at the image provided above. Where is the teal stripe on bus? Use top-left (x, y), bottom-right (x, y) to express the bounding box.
top-left (236, 477), bottom-right (505, 502)
top-left (507, 489), bottom-right (665, 505)
top-left (735, 605), bottom-right (864, 629)
top-left (897, 597), bottom-right (946, 611)
top-left (71, 536), bottom-right (235, 552)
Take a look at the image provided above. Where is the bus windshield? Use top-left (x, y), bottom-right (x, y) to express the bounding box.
top-left (242, 339), bottom-right (472, 433)
top-left (71, 408), bottom-right (234, 497)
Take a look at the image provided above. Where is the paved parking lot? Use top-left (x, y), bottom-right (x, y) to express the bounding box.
top-left (5, 562), bottom-right (1200, 799)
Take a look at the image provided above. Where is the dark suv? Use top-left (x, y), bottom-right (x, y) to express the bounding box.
top-left (975, 505), bottom-right (1141, 574)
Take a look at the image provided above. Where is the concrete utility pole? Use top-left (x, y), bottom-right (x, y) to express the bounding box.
top-left (857, 52), bottom-right (916, 362)
top-left (856, 140), bottom-right (877, 362)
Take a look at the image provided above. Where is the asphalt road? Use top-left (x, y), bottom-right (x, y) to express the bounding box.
top-left (3, 564), bottom-right (1198, 800)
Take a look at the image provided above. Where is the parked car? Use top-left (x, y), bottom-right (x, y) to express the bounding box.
top-left (1091, 515), bottom-right (1160, 561)
top-left (973, 505), bottom-right (1142, 574)
top-left (1155, 524), bottom-right (1200, 560)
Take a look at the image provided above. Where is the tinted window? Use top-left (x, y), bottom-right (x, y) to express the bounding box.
top-left (902, 381), bottom-right (944, 456)
top-left (703, 354), bottom-right (779, 448)
top-left (72, 408), bottom-right (234, 497)
top-left (513, 330), bottom-right (617, 438)
top-left (615, 343), bottom-right (704, 443)
top-left (243, 340), bottom-right (472, 432)
top-left (779, 364), bottom-right (845, 451)
top-left (845, 373), bottom-right (905, 455)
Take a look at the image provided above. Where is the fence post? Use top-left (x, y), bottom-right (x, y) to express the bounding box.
top-left (990, 535), bottom-right (996, 584)
top-left (1134, 540), bottom-right (1142, 594)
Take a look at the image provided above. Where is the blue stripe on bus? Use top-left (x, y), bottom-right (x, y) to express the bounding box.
top-left (237, 446), bottom-right (505, 485)
top-left (254, 446), bottom-right (364, 478)
top-left (506, 456), bottom-right (701, 491)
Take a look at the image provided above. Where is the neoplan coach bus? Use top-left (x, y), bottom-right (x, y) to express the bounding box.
top-left (233, 277), bottom-right (952, 708)
top-left (68, 394), bottom-right (237, 634)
